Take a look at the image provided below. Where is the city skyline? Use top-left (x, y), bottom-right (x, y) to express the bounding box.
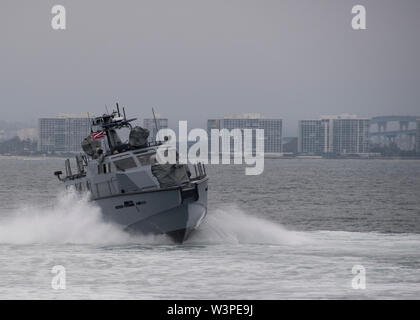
top-left (32, 111), bottom-right (420, 155)
top-left (4, 111), bottom-right (420, 141)
top-left (5, 111), bottom-right (420, 138)
top-left (1, 1), bottom-right (420, 136)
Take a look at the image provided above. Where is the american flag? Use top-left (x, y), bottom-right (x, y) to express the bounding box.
top-left (92, 131), bottom-right (106, 140)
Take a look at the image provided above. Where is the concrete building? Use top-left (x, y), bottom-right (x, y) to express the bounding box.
top-left (38, 114), bottom-right (91, 153)
top-left (297, 119), bottom-right (330, 154)
top-left (143, 117), bottom-right (168, 143)
top-left (416, 119), bottom-right (420, 153)
top-left (298, 114), bottom-right (370, 155)
top-left (207, 114), bottom-right (282, 153)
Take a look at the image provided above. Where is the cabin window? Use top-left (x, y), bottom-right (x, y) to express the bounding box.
top-left (137, 154), bottom-right (156, 166)
top-left (114, 157), bottom-right (137, 171)
top-left (98, 163), bottom-right (111, 174)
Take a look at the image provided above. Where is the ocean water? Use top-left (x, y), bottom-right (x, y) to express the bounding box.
top-left (0, 157), bottom-right (419, 299)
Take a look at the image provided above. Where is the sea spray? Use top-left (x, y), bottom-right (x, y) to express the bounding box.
top-left (0, 189), bottom-right (131, 245)
top-left (187, 205), bottom-right (307, 245)
top-left (0, 191), bottom-right (306, 246)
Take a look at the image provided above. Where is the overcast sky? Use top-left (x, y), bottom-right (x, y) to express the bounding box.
top-left (1, 0), bottom-right (419, 136)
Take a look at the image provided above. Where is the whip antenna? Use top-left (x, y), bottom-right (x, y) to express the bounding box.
top-left (152, 107), bottom-right (159, 142)
top-left (116, 102), bottom-right (121, 117)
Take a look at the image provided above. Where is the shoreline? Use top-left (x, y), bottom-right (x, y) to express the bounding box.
top-left (1, 154), bottom-right (420, 161)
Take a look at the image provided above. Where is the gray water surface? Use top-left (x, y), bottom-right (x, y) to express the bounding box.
top-left (0, 157), bottom-right (419, 299)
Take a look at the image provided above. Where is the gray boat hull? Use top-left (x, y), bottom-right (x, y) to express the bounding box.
top-left (93, 178), bottom-right (208, 243)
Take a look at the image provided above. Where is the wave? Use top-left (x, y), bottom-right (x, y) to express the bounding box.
top-left (187, 205), bottom-right (307, 245)
top-left (0, 191), bottom-right (305, 246)
top-left (0, 190), bottom-right (131, 245)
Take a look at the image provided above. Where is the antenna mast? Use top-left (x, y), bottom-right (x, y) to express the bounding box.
top-left (116, 102), bottom-right (121, 117)
top-left (152, 107), bottom-right (159, 143)
top-left (87, 112), bottom-right (93, 133)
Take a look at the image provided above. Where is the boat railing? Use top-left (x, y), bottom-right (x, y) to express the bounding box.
top-left (55, 155), bottom-right (87, 182)
top-left (191, 162), bottom-right (206, 181)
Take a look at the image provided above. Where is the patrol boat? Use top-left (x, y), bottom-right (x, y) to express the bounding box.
top-left (54, 105), bottom-right (208, 243)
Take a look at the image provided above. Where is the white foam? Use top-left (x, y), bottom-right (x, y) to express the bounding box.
top-left (0, 192), bottom-right (306, 246)
top-left (0, 190), bottom-right (131, 245)
top-left (188, 205), bottom-right (307, 245)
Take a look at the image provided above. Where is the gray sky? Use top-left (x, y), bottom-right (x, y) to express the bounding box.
top-left (1, 0), bottom-right (419, 136)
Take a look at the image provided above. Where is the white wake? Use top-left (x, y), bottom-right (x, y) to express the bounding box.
top-left (0, 190), bottom-right (130, 245)
top-left (188, 205), bottom-right (307, 245)
top-left (0, 192), bottom-right (305, 246)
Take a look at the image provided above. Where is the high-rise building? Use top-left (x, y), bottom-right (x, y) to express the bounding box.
top-left (331, 117), bottom-right (370, 154)
top-left (298, 114), bottom-right (370, 154)
top-left (416, 119), bottom-right (420, 153)
top-left (297, 119), bottom-right (330, 154)
top-left (207, 114), bottom-right (282, 153)
top-left (38, 114), bottom-right (92, 153)
top-left (143, 117), bottom-right (168, 143)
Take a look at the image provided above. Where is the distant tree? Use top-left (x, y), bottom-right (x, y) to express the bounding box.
top-left (0, 136), bottom-right (37, 155)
